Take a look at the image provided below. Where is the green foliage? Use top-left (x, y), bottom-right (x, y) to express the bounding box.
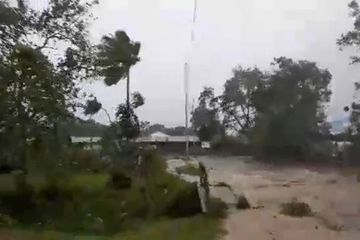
top-left (0, 174), bottom-right (36, 223)
top-left (108, 171), bottom-right (131, 189)
top-left (210, 135), bottom-right (252, 155)
top-left (97, 31), bottom-right (141, 86)
top-left (115, 104), bottom-right (141, 140)
top-left (0, 0), bottom-right (99, 168)
top-left (96, 30), bottom-right (142, 130)
top-left (0, 213), bottom-right (16, 227)
top-left (165, 183), bottom-right (202, 218)
top-left (70, 149), bottom-right (104, 172)
top-left (338, 1), bottom-right (360, 162)
top-left (338, 1), bottom-right (360, 64)
top-left (0, 150), bottom-right (207, 235)
top-left (193, 57), bottom-right (332, 158)
top-left (38, 177), bottom-right (73, 202)
top-left (68, 173), bottom-right (109, 193)
top-left (221, 67), bottom-right (265, 136)
top-left (251, 57), bottom-right (331, 158)
top-left (192, 87), bottom-right (224, 141)
top-left (84, 98), bottom-right (103, 116)
top-left (0, 215), bottom-right (225, 240)
top-left (61, 119), bottom-right (107, 137)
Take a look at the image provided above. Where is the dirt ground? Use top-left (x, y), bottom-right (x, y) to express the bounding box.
top-left (193, 156), bottom-right (360, 240)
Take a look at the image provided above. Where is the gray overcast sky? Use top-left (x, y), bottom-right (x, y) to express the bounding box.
top-left (34, 0), bottom-right (360, 126)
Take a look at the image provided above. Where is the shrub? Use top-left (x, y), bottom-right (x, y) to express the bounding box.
top-left (0, 174), bottom-right (36, 222)
top-left (207, 198), bottom-right (228, 218)
top-left (38, 178), bottom-right (73, 202)
top-left (165, 182), bottom-right (202, 218)
top-left (211, 136), bottom-right (252, 155)
top-left (0, 213), bottom-right (16, 227)
top-left (70, 149), bottom-right (103, 172)
top-left (236, 194), bottom-right (251, 210)
top-left (280, 200), bottom-right (312, 217)
top-left (109, 171), bottom-right (131, 189)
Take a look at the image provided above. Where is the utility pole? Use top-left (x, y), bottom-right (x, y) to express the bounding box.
top-left (183, 0), bottom-right (197, 160)
top-left (184, 62), bottom-right (190, 159)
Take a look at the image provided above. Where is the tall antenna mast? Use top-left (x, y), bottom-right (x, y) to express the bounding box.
top-left (184, 62), bottom-right (190, 159)
top-left (184, 0), bottom-right (197, 159)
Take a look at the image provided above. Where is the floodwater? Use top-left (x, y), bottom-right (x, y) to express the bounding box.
top-left (179, 156), bottom-right (360, 240)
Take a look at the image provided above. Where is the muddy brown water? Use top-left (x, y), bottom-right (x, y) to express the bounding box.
top-left (191, 156), bottom-right (360, 240)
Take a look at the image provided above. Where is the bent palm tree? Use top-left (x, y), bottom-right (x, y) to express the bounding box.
top-left (97, 31), bottom-right (141, 110)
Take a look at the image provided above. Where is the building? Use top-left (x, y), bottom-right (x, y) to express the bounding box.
top-left (136, 132), bottom-right (200, 152)
top-left (70, 136), bottom-right (102, 151)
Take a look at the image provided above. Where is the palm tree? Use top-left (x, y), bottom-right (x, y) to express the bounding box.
top-left (97, 31), bottom-right (141, 110)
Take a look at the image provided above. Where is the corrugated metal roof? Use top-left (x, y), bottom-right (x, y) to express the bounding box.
top-left (71, 136), bottom-right (102, 144)
top-left (136, 135), bottom-right (199, 143)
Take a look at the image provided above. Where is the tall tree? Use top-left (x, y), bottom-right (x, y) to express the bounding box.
top-left (97, 31), bottom-right (141, 111)
top-left (338, 1), bottom-right (360, 154)
top-left (192, 87), bottom-right (224, 141)
top-left (220, 67), bottom-right (264, 136)
top-left (338, 0), bottom-right (360, 63)
top-left (0, 0), bottom-right (98, 166)
top-left (253, 57), bottom-right (332, 157)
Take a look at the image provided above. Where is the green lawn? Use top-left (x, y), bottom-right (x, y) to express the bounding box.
top-left (0, 172), bottom-right (109, 193)
top-left (68, 173), bottom-right (109, 193)
top-left (0, 216), bottom-right (225, 240)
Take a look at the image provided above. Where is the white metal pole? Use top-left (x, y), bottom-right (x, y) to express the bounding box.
top-left (184, 62), bottom-right (189, 159)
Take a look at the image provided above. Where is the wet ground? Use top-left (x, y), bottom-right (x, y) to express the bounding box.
top-left (168, 156), bottom-right (360, 240)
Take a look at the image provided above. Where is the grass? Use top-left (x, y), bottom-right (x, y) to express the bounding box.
top-left (0, 174), bottom-right (46, 193)
top-left (0, 215), bottom-right (224, 240)
top-left (0, 150), bottom-right (225, 239)
top-left (68, 173), bottom-right (109, 193)
top-left (175, 164), bottom-right (201, 176)
top-left (119, 216), bottom-right (225, 240)
top-left (0, 173), bottom-right (109, 194)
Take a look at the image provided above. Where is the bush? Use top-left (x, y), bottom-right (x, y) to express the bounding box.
top-left (70, 149), bottom-right (103, 172)
top-left (109, 171), bottom-right (131, 189)
top-left (38, 177), bottom-right (73, 202)
top-left (0, 213), bottom-right (16, 227)
top-left (280, 200), bottom-right (312, 217)
top-left (0, 174), bottom-right (36, 222)
top-left (207, 198), bottom-right (228, 218)
top-left (211, 136), bottom-right (252, 155)
top-left (165, 182), bottom-right (202, 218)
top-left (236, 194), bottom-right (251, 210)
